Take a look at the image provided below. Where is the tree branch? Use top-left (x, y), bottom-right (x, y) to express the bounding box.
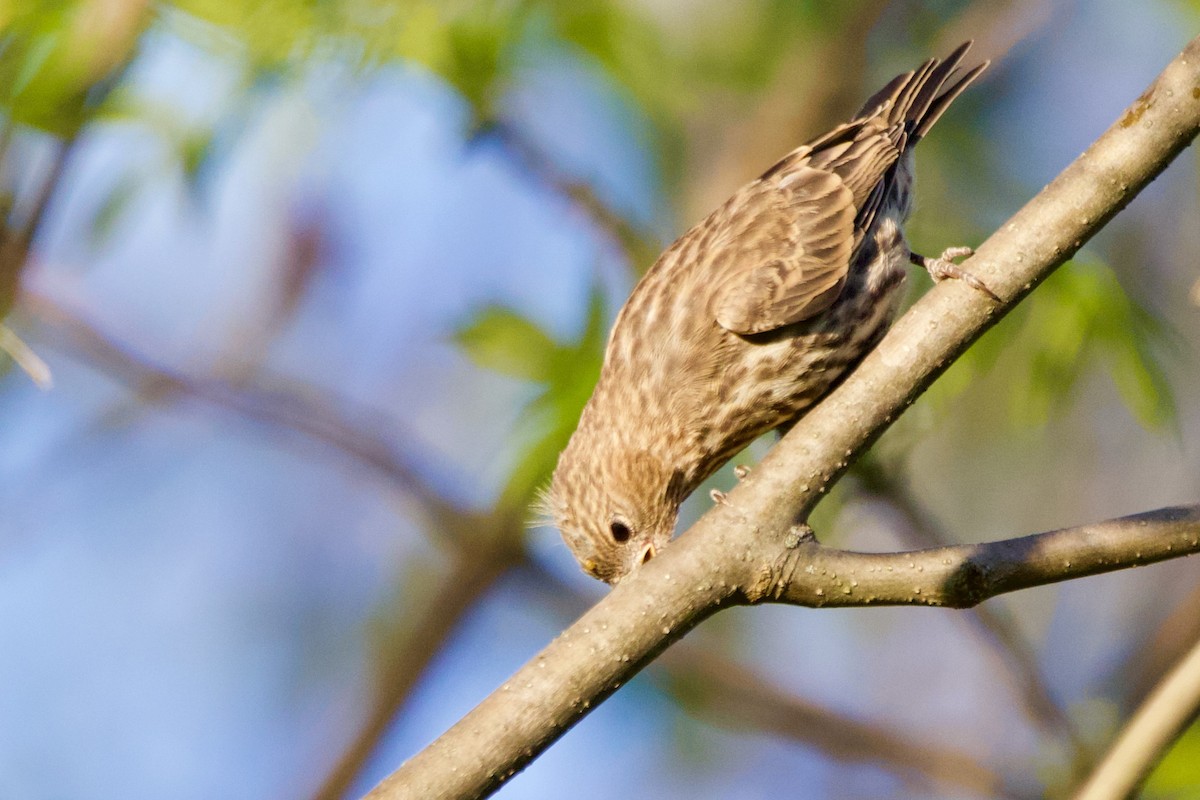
top-left (516, 557), bottom-right (1022, 795)
top-left (763, 506), bottom-right (1200, 607)
top-left (1074, 634), bottom-right (1200, 800)
top-left (366, 37), bottom-right (1200, 800)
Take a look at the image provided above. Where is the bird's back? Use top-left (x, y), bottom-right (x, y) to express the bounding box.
top-left (587, 42), bottom-right (988, 491)
top-left (548, 43), bottom-right (988, 583)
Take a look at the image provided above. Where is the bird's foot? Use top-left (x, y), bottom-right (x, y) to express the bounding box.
top-left (910, 246), bottom-right (1000, 302)
top-left (733, 464), bottom-right (752, 480)
top-left (710, 488), bottom-right (730, 505)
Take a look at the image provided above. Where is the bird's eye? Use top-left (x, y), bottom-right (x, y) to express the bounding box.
top-left (609, 519), bottom-right (632, 543)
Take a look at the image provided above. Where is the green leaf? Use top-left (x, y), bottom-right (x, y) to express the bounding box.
top-left (10, 30), bottom-right (60, 98)
top-left (387, 2), bottom-right (530, 122)
top-left (441, 13), bottom-right (513, 117)
top-left (89, 171), bottom-right (142, 248)
top-left (918, 258), bottom-right (1177, 431)
top-left (500, 289), bottom-right (605, 508)
top-left (178, 128), bottom-right (214, 182)
top-left (1070, 258), bottom-right (1177, 430)
top-left (450, 283), bottom-right (606, 511)
top-left (453, 306), bottom-right (560, 383)
top-left (1145, 720), bottom-right (1200, 798)
top-left (0, 1), bottom-right (145, 136)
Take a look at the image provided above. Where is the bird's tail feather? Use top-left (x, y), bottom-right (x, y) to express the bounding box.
top-left (856, 41), bottom-right (989, 143)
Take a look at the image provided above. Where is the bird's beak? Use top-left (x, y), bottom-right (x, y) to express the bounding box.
top-left (608, 544), bottom-right (659, 586)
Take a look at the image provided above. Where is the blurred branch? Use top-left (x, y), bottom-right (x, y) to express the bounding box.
top-left (0, 323), bottom-right (52, 388)
top-left (2, 0), bottom-right (147, 277)
top-left (1074, 635), bottom-right (1200, 800)
top-left (215, 207), bottom-right (335, 384)
top-left (857, 458), bottom-right (1087, 755)
top-left (487, 122), bottom-right (661, 268)
top-left (0, 139), bottom-right (77, 388)
top-left (656, 647), bottom-right (1027, 799)
top-left (313, 528), bottom-right (523, 800)
top-left (367, 37), bottom-right (1200, 799)
top-left (1, 2), bottom-right (147, 371)
top-left (25, 290), bottom-right (535, 799)
top-left (1, 136), bottom-right (76, 304)
top-left (1114, 580), bottom-right (1200, 707)
top-left (25, 292), bottom-right (466, 537)
top-left (14, 136), bottom-right (75, 255)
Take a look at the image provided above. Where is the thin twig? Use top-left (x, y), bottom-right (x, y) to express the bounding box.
top-left (762, 506), bottom-right (1200, 608)
top-left (0, 323), bottom-right (52, 388)
top-left (1074, 635), bottom-right (1200, 800)
top-left (24, 290), bottom-right (541, 800)
top-left (1115, 579), bottom-right (1200, 707)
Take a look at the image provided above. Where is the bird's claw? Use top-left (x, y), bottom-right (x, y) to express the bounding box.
top-left (911, 246), bottom-right (1001, 303)
top-left (733, 464), bottom-right (751, 480)
top-left (710, 488), bottom-right (729, 505)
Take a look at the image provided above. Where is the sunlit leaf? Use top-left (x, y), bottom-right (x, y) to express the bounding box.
top-left (393, 2), bottom-right (448, 70)
top-left (441, 11), bottom-right (515, 118)
top-left (1095, 298), bottom-right (1178, 431)
top-left (919, 258), bottom-right (1177, 431)
top-left (453, 305), bottom-right (560, 383)
top-left (178, 129), bottom-right (214, 182)
top-left (1145, 720), bottom-right (1200, 798)
top-left (10, 30), bottom-right (59, 98)
top-left (0, 0), bottom-right (147, 136)
top-left (452, 283), bottom-right (607, 511)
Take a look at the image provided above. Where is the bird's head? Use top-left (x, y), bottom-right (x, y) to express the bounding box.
top-left (541, 447), bottom-right (684, 584)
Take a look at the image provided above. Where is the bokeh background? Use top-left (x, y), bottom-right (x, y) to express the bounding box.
top-left (2, 1), bottom-right (1199, 798)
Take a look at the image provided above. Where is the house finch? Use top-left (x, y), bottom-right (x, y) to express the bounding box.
top-left (544, 42), bottom-right (992, 583)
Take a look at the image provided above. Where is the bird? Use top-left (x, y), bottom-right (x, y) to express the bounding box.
top-left (542, 41), bottom-right (993, 584)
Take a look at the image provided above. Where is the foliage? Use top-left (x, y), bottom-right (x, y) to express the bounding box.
top-left (1146, 721), bottom-right (1200, 798)
top-left (454, 285), bottom-right (606, 510)
top-left (919, 258), bottom-right (1177, 431)
top-left (0, 0), bottom-right (146, 136)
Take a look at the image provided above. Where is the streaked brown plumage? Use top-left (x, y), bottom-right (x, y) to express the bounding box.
top-left (545, 42), bottom-right (990, 583)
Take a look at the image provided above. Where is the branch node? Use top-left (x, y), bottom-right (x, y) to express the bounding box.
top-left (747, 537), bottom-right (815, 604)
top-left (945, 558), bottom-right (989, 609)
top-left (785, 523), bottom-right (815, 549)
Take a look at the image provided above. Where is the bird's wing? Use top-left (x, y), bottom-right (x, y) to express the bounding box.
top-left (712, 165), bottom-right (857, 335)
